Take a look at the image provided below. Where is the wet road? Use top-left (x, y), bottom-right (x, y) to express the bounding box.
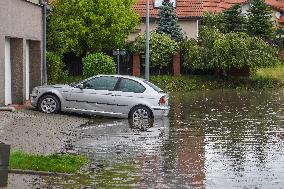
top-left (41, 90), bottom-right (284, 189)
top-left (2, 90), bottom-right (284, 188)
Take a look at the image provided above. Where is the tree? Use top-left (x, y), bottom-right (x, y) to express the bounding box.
top-left (156, 0), bottom-right (184, 41)
top-left (203, 5), bottom-right (246, 34)
top-left (246, 0), bottom-right (274, 40)
top-left (47, 0), bottom-right (140, 57)
top-left (221, 4), bottom-right (246, 33)
top-left (132, 32), bottom-right (179, 71)
top-left (183, 27), bottom-right (280, 75)
top-left (83, 53), bottom-right (116, 77)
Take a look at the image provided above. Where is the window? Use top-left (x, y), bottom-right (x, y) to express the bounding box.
top-left (154, 0), bottom-right (176, 8)
top-left (144, 80), bottom-right (164, 92)
top-left (116, 79), bottom-right (146, 93)
top-left (83, 76), bottom-right (118, 91)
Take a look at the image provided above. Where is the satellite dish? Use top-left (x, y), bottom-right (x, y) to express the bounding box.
top-left (275, 11), bottom-right (281, 19)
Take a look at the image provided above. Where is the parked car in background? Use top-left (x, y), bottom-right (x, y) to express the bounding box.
top-left (30, 75), bottom-right (170, 119)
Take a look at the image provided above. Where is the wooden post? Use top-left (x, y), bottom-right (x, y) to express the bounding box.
top-left (173, 52), bottom-right (181, 76)
top-left (132, 53), bottom-right (141, 76)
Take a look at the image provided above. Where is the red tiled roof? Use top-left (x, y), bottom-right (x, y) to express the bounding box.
top-left (203, 0), bottom-right (284, 13)
top-left (133, 0), bottom-right (284, 19)
top-left (133, 0), bottom-right (203, 18)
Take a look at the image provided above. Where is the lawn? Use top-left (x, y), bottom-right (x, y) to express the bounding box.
top-left (51, 65), bottom-right (284, 92)
top-left (9, 151), bottom-right (89, 174)
top-left (257, 64), bottom-right (284, 82)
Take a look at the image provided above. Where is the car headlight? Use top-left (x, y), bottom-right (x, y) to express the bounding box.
top-left (32, 87), bottom-right (40, 95)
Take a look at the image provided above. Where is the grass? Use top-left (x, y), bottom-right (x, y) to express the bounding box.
top-left (257, 64), bottom-right (284, 82)
top-left (51, 65), bottom-right (284, 92)
top-left (150, 74), bottom-right (283, 92)
top-left (9, 151), bottom-right (89, 174)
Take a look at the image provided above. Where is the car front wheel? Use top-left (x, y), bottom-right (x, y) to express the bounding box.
top-left (38, 94), bottom-right (60, 114)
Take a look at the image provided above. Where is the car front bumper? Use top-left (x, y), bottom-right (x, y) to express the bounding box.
top-left (30, 94), bottom-right (39, 107)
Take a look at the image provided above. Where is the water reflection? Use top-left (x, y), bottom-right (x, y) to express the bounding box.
top-left (43, 90), bottom-right (284, 188)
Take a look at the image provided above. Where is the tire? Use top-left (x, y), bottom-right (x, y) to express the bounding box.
top-left (129, 117), bottom-right (154, 131)
top-left (38, 94), bottom-right (60, 114)
top-left (129, 105), bottom-right (152, 120)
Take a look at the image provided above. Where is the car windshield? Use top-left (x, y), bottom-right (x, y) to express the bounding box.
top-left (144, 80), bottom-right (164, 93)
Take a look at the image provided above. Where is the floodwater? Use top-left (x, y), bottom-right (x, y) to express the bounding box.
top-left (42, 90), bottom-right (284, 188)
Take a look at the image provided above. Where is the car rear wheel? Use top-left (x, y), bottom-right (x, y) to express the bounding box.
top-left (130, 106), bottom-right (152, 121)
top-left (38, 94), bottom-right (60, 114)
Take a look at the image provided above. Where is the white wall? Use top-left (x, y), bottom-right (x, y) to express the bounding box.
top-left (4, 38), bottom-right (12, 105)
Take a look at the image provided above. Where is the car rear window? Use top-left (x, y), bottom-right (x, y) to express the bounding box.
top-left (144, 80), bottom-right (164, 92)
top-left (116, 78), bottom-right (146, 93)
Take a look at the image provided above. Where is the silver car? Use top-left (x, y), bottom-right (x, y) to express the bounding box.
top-left (30, 75), bottom-right (170, 119)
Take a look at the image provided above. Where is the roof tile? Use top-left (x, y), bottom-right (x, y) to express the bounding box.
top-left (133, 0), bottom-right (284, 18)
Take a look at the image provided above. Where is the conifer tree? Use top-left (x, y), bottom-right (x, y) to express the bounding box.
top-left (156, 0), bottom-right (184, 41)
top-left (247, 0), bottom-right (274, 40)
top-left (221, 4), bottom-right (246, 33)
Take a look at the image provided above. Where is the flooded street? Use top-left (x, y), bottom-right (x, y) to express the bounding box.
top-left (38, 90), bottom-right (284, 189)
top-left (2, 90), bottom-right (284, 188)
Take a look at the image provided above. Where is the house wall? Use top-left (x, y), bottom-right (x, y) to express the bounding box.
top-left (129, 19), bottom-right (199, 41)
top-left (0, 0), bottom-right (42, 105)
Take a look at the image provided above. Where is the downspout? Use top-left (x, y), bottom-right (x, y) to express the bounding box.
top-left (40, 0), bottom-right (47, 85)
top-left (196, 19), bottom-right (199, 39)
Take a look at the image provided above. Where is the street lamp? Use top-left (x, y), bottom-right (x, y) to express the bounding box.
top-left (145, 0), bottom-right (150, 81)
top-left (113, 49), bottom-right (126, 74)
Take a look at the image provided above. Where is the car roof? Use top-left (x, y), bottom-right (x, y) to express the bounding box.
top-left (97, 74), bottom-right (146, 82)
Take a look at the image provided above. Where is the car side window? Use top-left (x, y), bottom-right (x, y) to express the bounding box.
top-left (116, 78), bottom-right (146, 93)
top-left (83, 76), bottom-right (118, 91)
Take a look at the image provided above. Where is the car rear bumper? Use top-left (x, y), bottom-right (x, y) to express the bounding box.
top-left (152, 106), bottom-right (170, 118)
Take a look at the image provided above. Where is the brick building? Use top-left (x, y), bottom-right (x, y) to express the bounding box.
top-left (0, 0), bottom-right (43, 105)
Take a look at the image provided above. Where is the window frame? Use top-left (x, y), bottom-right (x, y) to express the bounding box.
top-left (81, 76), bottom-right (119, 91)
top-left (114, 78), bottom-right (146, 93)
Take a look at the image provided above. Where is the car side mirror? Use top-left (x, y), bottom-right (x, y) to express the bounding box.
top-left (78, 83), bottom-right (84, 89)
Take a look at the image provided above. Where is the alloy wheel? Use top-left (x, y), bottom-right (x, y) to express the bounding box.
top-left (40, 97), bottom-right (57, 113)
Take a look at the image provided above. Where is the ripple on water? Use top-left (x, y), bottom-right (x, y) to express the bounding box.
top-left (43, 90), bottom-right (284, 189)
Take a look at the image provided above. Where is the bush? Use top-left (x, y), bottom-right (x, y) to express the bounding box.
top-left (184, 27), bottom-right (281, 75)
top-left (131, 31), bottom-right (179, 71)
top-left (47, 52), bottom-right (68, 84)
top-left (83, 53), bottom-right (116, 77)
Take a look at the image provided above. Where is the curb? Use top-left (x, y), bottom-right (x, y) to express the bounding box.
top-left (9, 169), bottom-right (73, 177)
top-left (0, 107), bottom-right (16, 112)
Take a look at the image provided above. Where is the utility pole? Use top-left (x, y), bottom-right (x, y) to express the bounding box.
top-left (145, 0), bottom-right (150, 81)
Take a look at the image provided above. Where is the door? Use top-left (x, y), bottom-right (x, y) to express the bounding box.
top-left (4, 38), bottom-right (12, 105)
top-left (66, 76), bottom-right (119, 113)
top-left (25, 41), bottom-right (30, 100)
top-left (112, 78), bottom-right (146, 115)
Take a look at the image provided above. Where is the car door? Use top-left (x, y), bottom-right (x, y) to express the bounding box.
top-left (112, 78), bottom-right (146, 115)
top-left (66, 76), bottom-right (119, 113)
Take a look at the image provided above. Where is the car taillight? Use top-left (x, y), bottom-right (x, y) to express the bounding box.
top-left (159, 96), bottom-right (166, 105)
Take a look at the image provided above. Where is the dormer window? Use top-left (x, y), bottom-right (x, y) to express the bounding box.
top-left (154, 0), bottom-right (176, 8)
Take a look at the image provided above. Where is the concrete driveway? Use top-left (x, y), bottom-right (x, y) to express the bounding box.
top-left (0, 108), bottom-right (91, 189)
top-left (0, 108), bottom-right (89, 155)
